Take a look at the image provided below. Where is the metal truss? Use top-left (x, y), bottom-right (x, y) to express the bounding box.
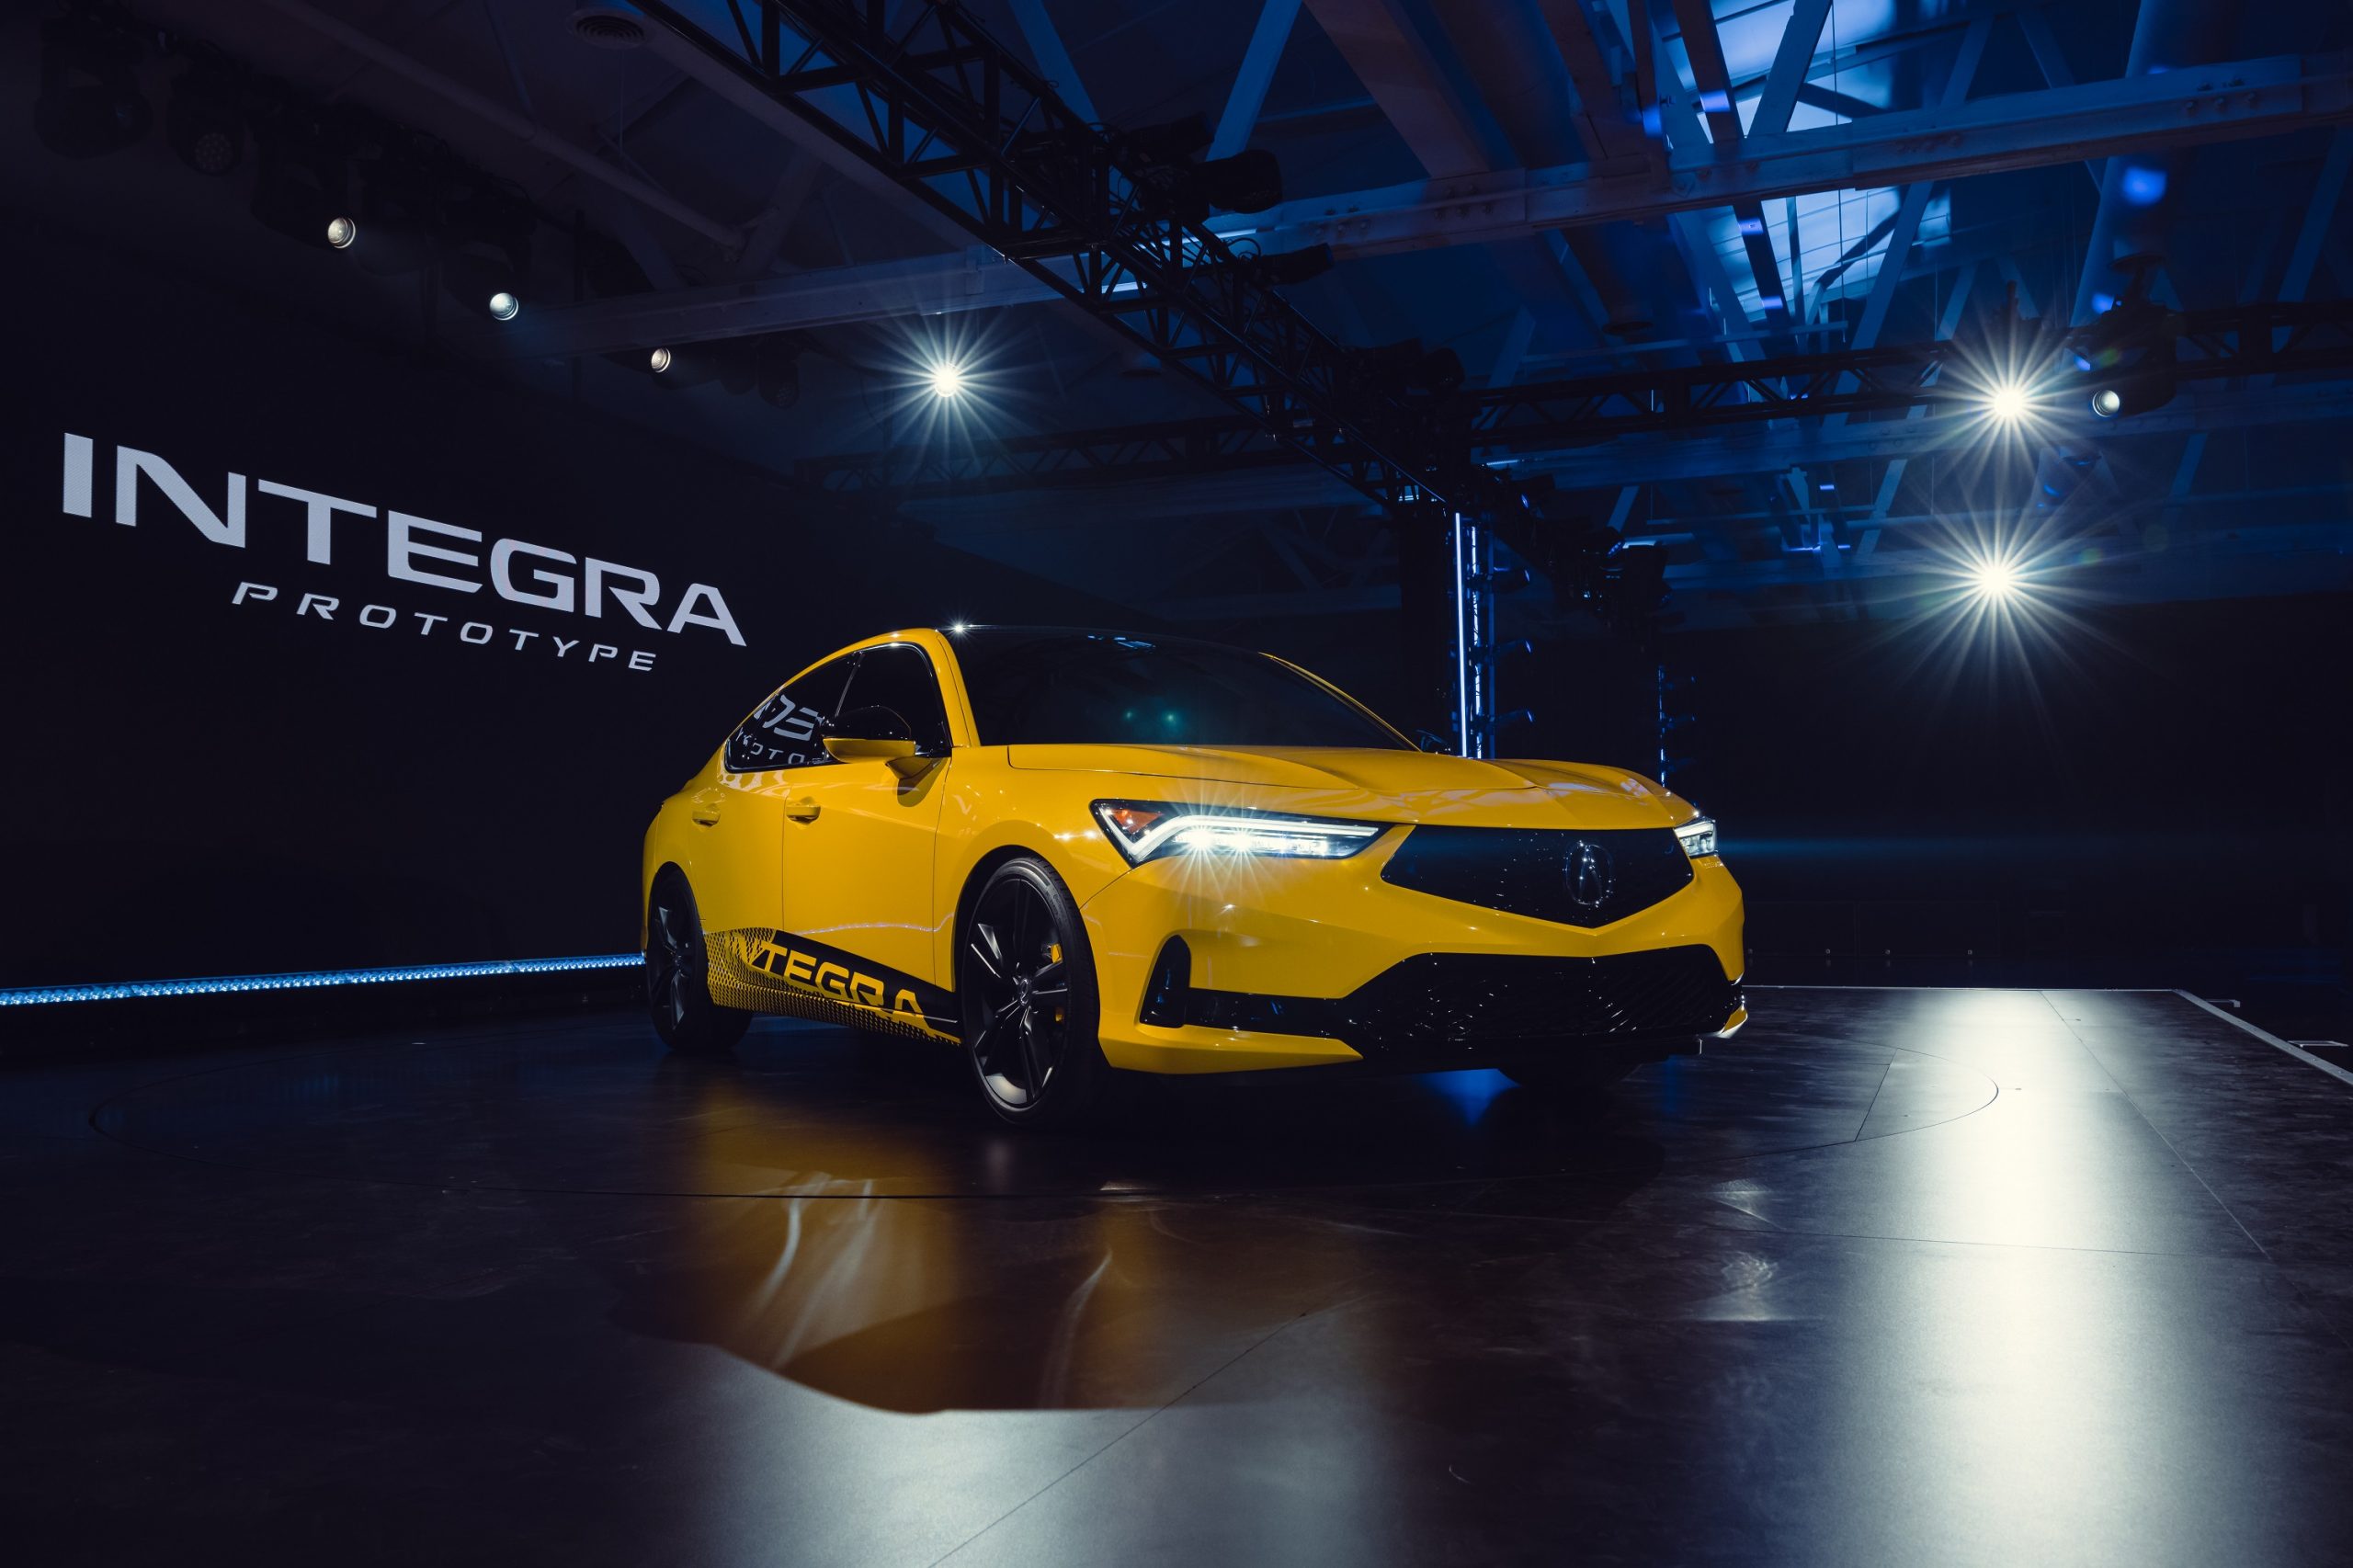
top-left (502, 40), bottom-right (2353, 358)
top-left (801, 300), bottom-right (2353, 498)
top-left (628, 0), bottom-right (1508, 518)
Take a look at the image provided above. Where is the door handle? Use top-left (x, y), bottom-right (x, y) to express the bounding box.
top-left (689, 790), bottom-right (722, 827)
top-left (784, 797), bottom-right (821, 822)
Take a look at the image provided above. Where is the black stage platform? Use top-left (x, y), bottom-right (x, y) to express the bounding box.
top-left (5, 988), bottom-right (2350, 1564)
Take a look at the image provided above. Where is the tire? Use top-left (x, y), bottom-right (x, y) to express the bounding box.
top-left (645, 870), bottom-right (751, 1055)
top-left (957, 856), bottom-right (1116, 1129)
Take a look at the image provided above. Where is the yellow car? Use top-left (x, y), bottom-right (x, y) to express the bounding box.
top-left (642, 626), bottom-right (1745, 1125)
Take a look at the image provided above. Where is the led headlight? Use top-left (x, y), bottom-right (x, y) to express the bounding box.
top-left (1674, 816), bottom-right (1720, 859)
top-left (1094, 801), bottom-right (1384, 866)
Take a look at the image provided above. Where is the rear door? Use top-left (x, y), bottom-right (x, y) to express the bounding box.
top-left (776, 642), bottom-right (954, 995)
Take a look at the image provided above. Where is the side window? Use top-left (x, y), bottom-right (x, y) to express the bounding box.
top-left (724, 655), bottom-right (855, 772)
top-left (837, 642), bottom-right (952, 754)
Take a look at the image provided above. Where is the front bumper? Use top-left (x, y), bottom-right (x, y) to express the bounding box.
top-left (1077, 835), bottom-right (1745, 1074)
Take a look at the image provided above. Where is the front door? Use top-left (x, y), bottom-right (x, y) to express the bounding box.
top-left (776, 642), bottom-right (955, 1007)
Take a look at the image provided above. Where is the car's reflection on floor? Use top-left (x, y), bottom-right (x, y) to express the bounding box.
top-left (50, 990), bottom-right (2353, 1564)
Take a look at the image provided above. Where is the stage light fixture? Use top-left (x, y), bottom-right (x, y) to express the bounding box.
top-left (325, 214), bottom-right (357, 249)
top-left (927, 358), bottom-right (967, 398)
top-left (248, 113), bottom-right (350, 248)
top-left (165, 67), bottom-right (244, 176)
top-left (437, 191), bottom-right (533, 320)
top-left (644, 341), bottom-right (745, 390)
top-left (1969, 556), bottom-right (2021, 600)
top-left (1986, 382), bottom-right (2030, 423)
top-left (647, 343), bottom-right (717, 385)
top-left (35, 15), bottom-right (153, 159)
top-left (1198, 147), bottom-right (1282, 214)
top-left (2086, 375), bottom-right (2174, 419)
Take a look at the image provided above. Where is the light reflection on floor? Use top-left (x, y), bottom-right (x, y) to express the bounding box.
top-left (9, 987), bottom-right (2352, 1564)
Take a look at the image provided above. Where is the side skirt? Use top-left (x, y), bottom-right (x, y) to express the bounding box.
top-left (709, 929), bottom-right (961, 1043)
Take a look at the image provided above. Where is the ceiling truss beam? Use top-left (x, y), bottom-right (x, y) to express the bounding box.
top-left (497, 47), bottom-right (2353, 358)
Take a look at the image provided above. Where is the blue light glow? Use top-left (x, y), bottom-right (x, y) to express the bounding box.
top-left (2119, 165), bottom-right (2168, 206)
top-left (1427, 1068), bottom-right (1512, 1121)
top-left (0, 953), bottom-right (640, 1007)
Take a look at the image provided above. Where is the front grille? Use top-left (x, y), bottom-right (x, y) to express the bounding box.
top-left (1179, 945), bottom-right (1737, 1067)
top-left (1381, 824), bottom-right (1693, 927)
top-left (1335, 947), bottom-right (1733, 1056)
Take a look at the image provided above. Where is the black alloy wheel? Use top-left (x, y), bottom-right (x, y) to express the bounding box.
top-left (645, 871), bottom-right (750, 1054)
top-left (960, 857), bottom-right (1111, 1127)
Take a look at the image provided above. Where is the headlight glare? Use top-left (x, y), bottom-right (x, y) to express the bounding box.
top-left (1674, 816), bottom-right (1719, 858)
top-left (1093, 800), bottom-right (1383, 865)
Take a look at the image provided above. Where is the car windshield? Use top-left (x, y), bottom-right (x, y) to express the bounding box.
top-left (949, 629), bottom-right (1411, 750)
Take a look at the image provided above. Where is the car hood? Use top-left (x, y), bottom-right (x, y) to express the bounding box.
top-left (1000, 744), bottom-right (1687, 830)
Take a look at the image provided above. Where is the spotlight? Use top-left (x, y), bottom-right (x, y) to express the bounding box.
top-left (333, 207), bottom-right (430, 273)
top-left (927, 359), bottom-right (967, 398)
top-left (646, 343), bottom-right (719, 386)
top-left (436, 187), bottom-right (532, 320)
top-left (644, 341), bottom-right (750, 391)
top-left (248, 111), bottom-right (349, 248)
top-left (165, 67), bottom-right (244, 176)
top-left (1985, 382), bottom-right (2030, 423)
top-left (1198, 148), bottom-right (1282, 214)
top-left (35, 15), bottom-right (152, 160)
top-left (1115, 113), bottom-right (1285, 221)
top-left (2086, 376), bottom-right (2173, 419)
top-left (1969, 557), bottom-right (2021, 600)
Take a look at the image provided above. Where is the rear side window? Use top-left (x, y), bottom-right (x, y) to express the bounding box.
top-left (839, 642), bottom-right (952, 754)
top-left (725, 655), bottom-right (855, 772)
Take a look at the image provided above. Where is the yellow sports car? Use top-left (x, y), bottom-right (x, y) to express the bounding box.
top-left (642, 626), bottom-right (1745, 1125)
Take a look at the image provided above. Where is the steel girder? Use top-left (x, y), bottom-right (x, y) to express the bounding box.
top-left (625, 0), bottom-right (1513, 518)
top-left (498, 44), bottom-right (2353, 358)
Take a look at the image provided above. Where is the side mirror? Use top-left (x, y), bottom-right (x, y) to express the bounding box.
top-left (1412, 728), bottom-right (1453, 755)
top-left (823, 705), bottom-right (921, 767)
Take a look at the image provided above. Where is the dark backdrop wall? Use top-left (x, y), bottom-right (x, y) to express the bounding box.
top-left (2, 234), bottom-right (1132, 987)
top-left (1256, 594), bottom-right (2353, 1001)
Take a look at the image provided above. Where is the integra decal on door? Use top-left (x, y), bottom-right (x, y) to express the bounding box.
top-left (709, 929), bottom-right (959, 1041)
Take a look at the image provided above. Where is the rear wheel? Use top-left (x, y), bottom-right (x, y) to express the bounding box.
top-left (646, 871), bottom-right (750, 1055)
top-left (959, 857), bottom-right (1114, 1128)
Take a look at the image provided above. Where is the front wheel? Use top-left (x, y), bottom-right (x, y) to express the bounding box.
top-left (958, 857), bottom-right (1116, 1128)
top-left (645, 871), bottom-right (750, 1055)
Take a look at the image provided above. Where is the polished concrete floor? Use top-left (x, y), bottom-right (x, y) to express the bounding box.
top-left (4, 988), bottom-right (2351, 1565)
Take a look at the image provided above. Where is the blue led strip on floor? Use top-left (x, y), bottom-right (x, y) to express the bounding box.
top-left (0, 954), bottom-right (641, 1007)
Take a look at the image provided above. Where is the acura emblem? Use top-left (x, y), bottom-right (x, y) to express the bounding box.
top-left (1566, 840), bottom-right (1614, 911)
